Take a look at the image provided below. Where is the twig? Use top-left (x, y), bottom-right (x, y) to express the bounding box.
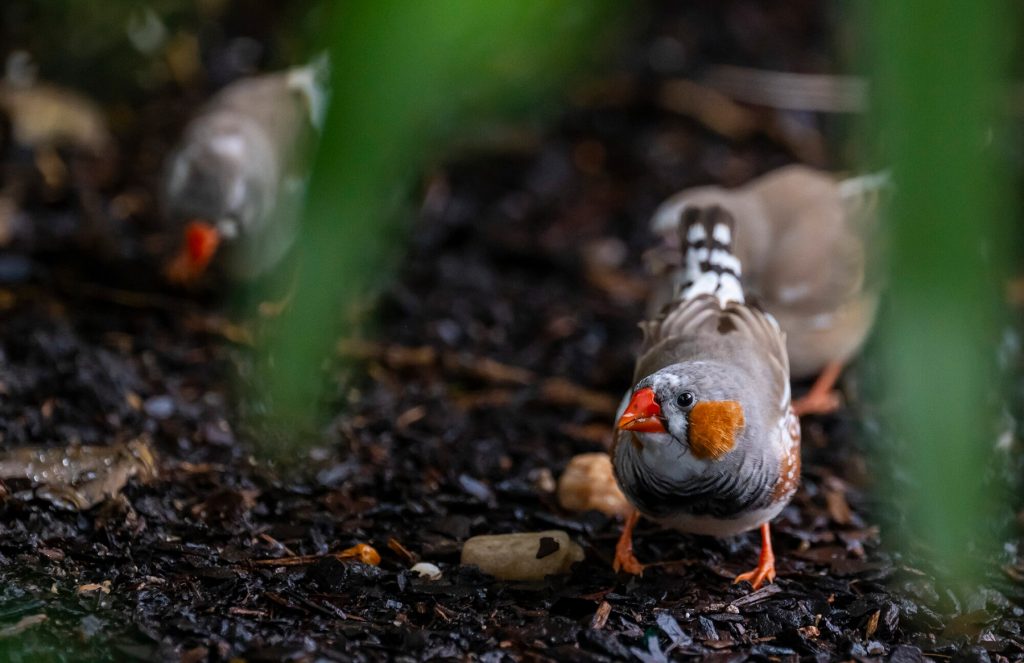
top-left (590, 601), bottom-right (612, 630)
top-left (703, 65), bottom-right (868, 113)
top-left (339, 339), bottom-right (618, 415)
top-left (0, 614), bottom-right (47, 639)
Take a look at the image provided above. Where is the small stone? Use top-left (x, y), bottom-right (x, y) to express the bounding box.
top-left (557, 452), bottom-right (631, 517)
top-left (461, 530), bottom-right (584, 581)
top-left (78, 614), bottom-right (104, 640)
top-left (143, 395), bottom-right (175, 420)
top-left (529, 467), bottom-right (556, 494)
top-left (410, 562), bottom-right (442, 580)
top-left (0, 254), bottom-right (32, 284)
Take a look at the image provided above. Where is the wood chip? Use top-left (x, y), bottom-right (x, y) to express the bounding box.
top-left (77, 580), bottom-right (111, 594)
top-left (822, 477), bottom-right (853, 526)
top-left (340, 339), bottom-right (618, 415)
top-left (539, 378), bottom-right (618, 416)
top-left (591, 601), bottom-right (612, 630)
top-left (0, 614), bottom-right (47, 639)
top-left (338, 543), bottom-right (381, 566)
top-left (253, 543), bottom-right (381, 568)
top-left (395, 405), bottom-right (427, 429)
top-left (865, 610), bottom-right (880, 639)
top-left (729, 583), bottom-right (782, 608)
top-left (388, 537), bottom-right (418, 564)
top-left (0, 438), bottom-right (157, 510)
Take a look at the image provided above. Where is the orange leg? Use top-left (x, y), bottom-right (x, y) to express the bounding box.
top-left (792, 361), bottom-right (843, 416)
top-left (613, 510), bottom-right (645, 575)
top-left (733, 523), bottom-right (776, 589)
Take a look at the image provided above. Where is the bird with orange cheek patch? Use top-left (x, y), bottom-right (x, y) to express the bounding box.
top-left (162, 59), bottom-right (327, 283)
top-left (611, 205), bottom-right (800, 590)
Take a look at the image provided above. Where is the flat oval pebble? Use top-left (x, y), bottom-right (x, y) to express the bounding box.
top-left (460, 530), bottom-right (584, 581)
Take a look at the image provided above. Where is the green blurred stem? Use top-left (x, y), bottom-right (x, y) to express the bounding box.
top-left (873, 1), bottom-right (1010, 579)
top-left (262, 2), bottom-right (619, 441)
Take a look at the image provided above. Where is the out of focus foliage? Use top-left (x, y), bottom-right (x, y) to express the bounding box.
top-left (0, 0), bottom-right (317, 99)
top-left (872, 0), bottom-right (1014, 582)
top-left (263, 1), bottom-right (624, 437)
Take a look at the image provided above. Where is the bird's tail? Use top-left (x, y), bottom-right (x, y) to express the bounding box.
top-left (287, 52), bottom-right (331, 130)
top-left (838, 169), bottom-right (890, 230)
top-left (677, 205), bottom-right (744, 307)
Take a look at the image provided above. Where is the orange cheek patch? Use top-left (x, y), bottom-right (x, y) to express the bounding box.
top-left (687, 400), bottom-right (745, 460)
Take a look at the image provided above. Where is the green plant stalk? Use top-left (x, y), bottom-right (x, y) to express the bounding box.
top-left (262, 1), bottom-right (619, 439)
top-left (872, 1), bottom-right (1009, 579)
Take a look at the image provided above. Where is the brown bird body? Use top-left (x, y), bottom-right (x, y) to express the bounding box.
top-left (647, 166), bottom-right (886, 413)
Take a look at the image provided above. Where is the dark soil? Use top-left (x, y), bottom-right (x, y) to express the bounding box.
top-left (1, 2), bottom-right (1022, 661)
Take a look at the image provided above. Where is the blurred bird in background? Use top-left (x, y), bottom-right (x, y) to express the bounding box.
top-left (647, 165), bottom-right (888, 415)
top-left (162, 56), bottom-right (327, 283)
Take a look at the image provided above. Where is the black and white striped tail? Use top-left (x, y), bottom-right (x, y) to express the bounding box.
top-left (678, 205), bottom-right (744, 307)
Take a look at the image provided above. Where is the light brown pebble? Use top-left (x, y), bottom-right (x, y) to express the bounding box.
top-left (557, 452), bottom-right (631, 517)
top-left (461, 531), bottom-right (584, 581)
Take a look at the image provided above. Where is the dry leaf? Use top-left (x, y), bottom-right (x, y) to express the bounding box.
top-left (0, 438), bottom-right (157, 510)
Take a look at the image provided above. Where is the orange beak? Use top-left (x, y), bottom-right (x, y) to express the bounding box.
top-left (165, 220), bottom-right (221, 283)
top-left (617, 387), bottom-right (667, 433)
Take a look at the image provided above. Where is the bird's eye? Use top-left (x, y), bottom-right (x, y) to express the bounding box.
top-left (676, 391), bottom-right (695, 408)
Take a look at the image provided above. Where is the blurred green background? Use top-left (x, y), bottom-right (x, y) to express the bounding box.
top-left (871, 0), bottom-right (1015, 583)
top-left (263, 1), bottom-right (622, 435)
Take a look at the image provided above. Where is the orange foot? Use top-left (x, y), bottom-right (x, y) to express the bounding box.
top-left (733, 523), bottom-right (776, 590)
top-left (791, 389), bottom-right (842, 417)
top-left (613, 510), bottom-right (645, 575)
top-left (792, 361), bottom-right (844, 417)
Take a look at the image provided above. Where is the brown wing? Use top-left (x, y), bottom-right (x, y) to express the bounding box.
top-left (636, 295), bottom-right (790, 417)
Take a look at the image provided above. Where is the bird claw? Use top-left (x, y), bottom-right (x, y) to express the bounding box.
top-left (733, 560), bottom-right (776, 590)
top-left (791, 389), bottom-right (841, 417)
top-left (613, 546), bottom-right (645, 576)
top-left (613, 510), bottom-right (645, 576)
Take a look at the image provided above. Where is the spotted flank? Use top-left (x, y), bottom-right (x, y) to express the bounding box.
top-left (678, 205), bottom-right (744, 307)
top-left (771, 406), bottom-right (802, 502)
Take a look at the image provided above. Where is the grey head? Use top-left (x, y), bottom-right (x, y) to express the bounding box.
top-left (613, 359), bottom-right (782, 521)
top-left (163, 111), bottom-right (278, 239)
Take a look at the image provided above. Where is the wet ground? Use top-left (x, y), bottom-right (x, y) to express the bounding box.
top-left (1, 2), bottom-right (1023, 661)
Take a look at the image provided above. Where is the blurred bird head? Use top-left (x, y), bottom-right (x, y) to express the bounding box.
top-left (164, 219), bottom-right (225, 282)
top-left (161, 121), bottom-right (275, 283)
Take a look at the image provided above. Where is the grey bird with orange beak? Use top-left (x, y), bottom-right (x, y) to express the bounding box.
top-left (611, 205), bottom-right (800, 589)
top-left (162, 59), bottom-right (326, 282)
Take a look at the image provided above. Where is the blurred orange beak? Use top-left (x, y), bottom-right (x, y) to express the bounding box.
top-left (617, 387), bottom-right (666, 433)
top-left (165, 220), bottom-right (221, 283)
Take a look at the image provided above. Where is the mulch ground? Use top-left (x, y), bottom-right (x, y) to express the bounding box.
top-left (1, 2), bottom-right (1022, 661)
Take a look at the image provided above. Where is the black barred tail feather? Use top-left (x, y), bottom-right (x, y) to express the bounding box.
top-left (678, 205), bottom-right (744, 306)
